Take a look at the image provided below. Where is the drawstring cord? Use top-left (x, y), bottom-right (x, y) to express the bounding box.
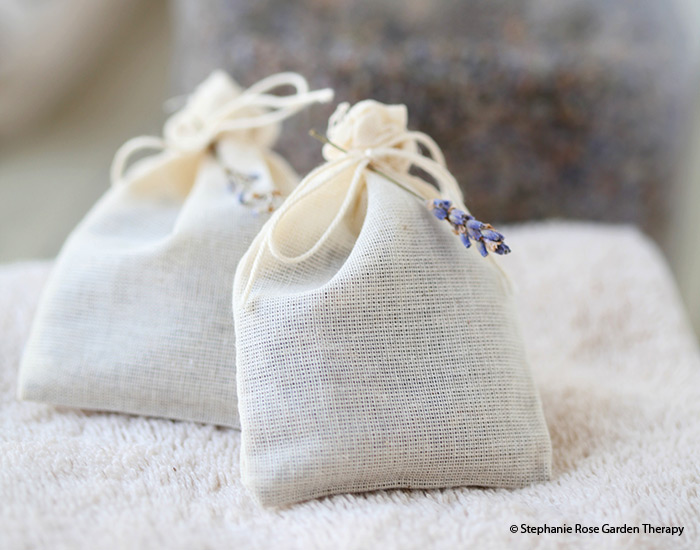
top-left (110, 71), bottom-right (334, 185)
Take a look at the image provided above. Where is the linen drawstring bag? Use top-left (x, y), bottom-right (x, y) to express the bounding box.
top-left (18, 71), bottom-right (333, 427)
top-left (233, 100), bottom-right (552, 507)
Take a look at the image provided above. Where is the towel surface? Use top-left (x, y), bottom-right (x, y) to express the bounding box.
top-left (2, 222), bottom-right (699, 549)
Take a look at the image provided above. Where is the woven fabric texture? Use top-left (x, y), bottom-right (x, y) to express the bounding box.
top-left (233, 101), bottom-right (552, 507)
top-left (16, 71), bottom-right (330, 428)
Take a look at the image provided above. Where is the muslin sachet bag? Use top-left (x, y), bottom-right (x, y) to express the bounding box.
top-left (18, 71), bottom-right (333, 427)
top-left (233, 100), bottom-right (552, 507)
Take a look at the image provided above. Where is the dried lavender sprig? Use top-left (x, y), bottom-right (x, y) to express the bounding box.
top-left (211, 141), bottom-right (284, 214)
top-left (221, 163), bottom-right (283, 214)
top-left (237, 189), bottom-right (283, 214)
top-left (430, 199), bottom-right (510, 256)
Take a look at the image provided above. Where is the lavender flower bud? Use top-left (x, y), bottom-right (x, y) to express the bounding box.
top-left (481, 228), bottom-right (504, 242)
top-left (475, 239), bottom-right (489, 257)
top-left (466, 219), bottom-right (485, 232)
top-left (430, 199), bottom-right (452, 220)
top-left (466, 227), bottom-right (482, 242)
top-left (493, 243), bottom-right (511, 255)
top-left (448, 209), bottom-right (469, 226)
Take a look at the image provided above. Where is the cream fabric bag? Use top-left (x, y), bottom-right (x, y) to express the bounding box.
top-left (234, 100), bottom-right (552, 506)
top-left (18, 71), bottom-right (333, 427)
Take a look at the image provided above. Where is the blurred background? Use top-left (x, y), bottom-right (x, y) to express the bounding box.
top-left (0, 0), bottom-right (698, 334)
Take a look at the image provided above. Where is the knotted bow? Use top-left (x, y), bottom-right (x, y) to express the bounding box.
top-left (239, 100), bottom-right (476, 303)
top-left (110, 71), bottom-right (334, 185)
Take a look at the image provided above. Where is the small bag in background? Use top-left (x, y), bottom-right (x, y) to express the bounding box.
top-left (233, 100), bottom-right (552, 507)
top-left (18, 71), bottom-right (333, 427)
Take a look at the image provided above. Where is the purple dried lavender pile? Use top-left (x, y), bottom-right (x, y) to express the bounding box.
top-left (173, 0), bottom-right (695, 240)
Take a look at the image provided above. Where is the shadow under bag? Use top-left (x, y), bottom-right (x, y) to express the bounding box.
top-left (18, 71), bottom-right (333, 427)
top-left (233, 100), bottom-right (552, 506)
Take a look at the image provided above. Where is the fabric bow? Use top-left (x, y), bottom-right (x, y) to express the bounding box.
top-left (110, 71), bottom-right (334, 185)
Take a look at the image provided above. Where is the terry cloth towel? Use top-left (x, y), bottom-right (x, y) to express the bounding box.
top-left (2, 222), bottom-right (699, 549)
